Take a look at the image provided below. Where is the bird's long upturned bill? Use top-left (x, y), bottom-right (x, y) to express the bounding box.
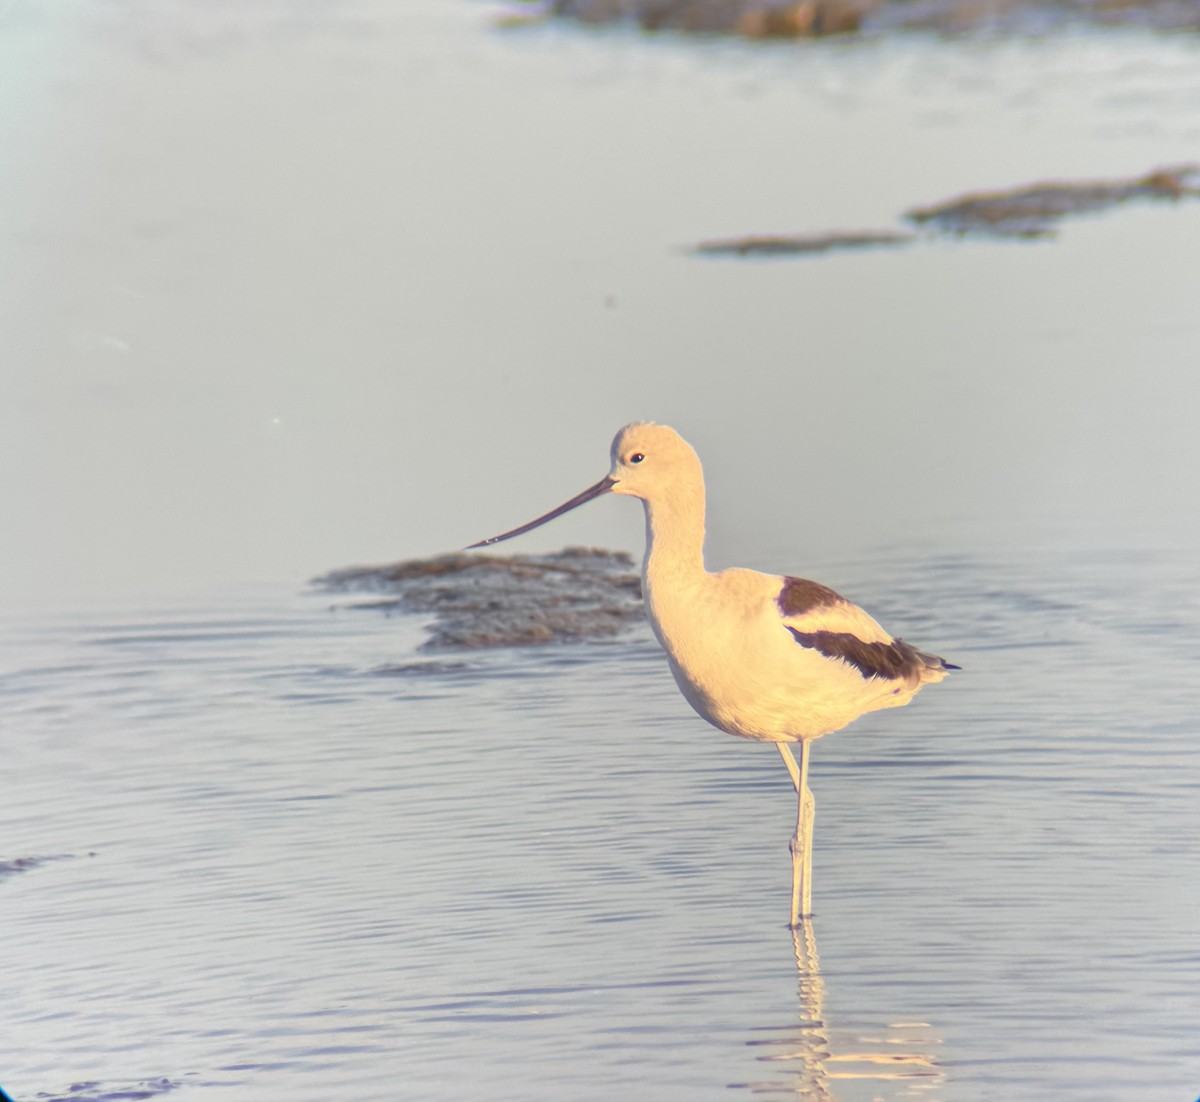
top-left (469, 476), bottom-right (616, 548)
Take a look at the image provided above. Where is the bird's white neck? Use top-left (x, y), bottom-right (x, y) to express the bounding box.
top-left (640, 481), bottom-right (708, 596)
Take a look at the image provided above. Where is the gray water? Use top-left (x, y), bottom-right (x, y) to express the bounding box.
top-left (3, 2), bottom-right (1200, 1100)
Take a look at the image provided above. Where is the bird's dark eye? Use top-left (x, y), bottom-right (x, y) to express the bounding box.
top-left (629, 452), bottom-right (645, 464)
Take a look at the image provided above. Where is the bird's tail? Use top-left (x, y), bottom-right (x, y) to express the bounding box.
top-left (898, 639), bottom-right (960, 685)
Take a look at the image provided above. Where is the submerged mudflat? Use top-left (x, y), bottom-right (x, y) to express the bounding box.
top-left (25, 1080), bottom-right (181, 1102)
top-left (511, 0), bottom-right (1200, 36)
top-left (314, 548), bottom-right (644, 649)
top-left (697, 163), bottom-right (1200, 255)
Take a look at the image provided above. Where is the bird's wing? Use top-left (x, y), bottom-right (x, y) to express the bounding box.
top-left (775, 576), bottom-right (893, 644)
top-left (775, 576), bottom-right (944, 683)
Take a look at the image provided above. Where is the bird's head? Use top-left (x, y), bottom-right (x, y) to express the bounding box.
top-left (607, 422), bottom-right (703, 504)
top-left (467, 421), bottom-right (701, 549)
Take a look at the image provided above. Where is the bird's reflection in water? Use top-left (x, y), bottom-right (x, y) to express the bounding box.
top-left (736, 921), bottom-right (944, 1099)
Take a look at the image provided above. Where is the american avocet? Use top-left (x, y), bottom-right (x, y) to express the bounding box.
top-left (470, 423), bottom-right (957, 927)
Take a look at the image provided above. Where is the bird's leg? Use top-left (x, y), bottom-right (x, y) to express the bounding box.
top-left (789, 739), bottom-right (814, 927)
top-left (776, 741), bottom-right (801, 794)
top-left (802, 774), bottom-right (815, 918)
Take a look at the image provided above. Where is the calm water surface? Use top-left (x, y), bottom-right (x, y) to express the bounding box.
top-left (3, 538), bottom-right (1199, 1100)
top-left (3, 1), bottom-right (1200, 1099)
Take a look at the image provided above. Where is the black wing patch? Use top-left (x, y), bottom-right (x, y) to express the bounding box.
top-left (787, 628), bottom-right (956, 681)
top-left (776, 576), bottom-right (844, 617)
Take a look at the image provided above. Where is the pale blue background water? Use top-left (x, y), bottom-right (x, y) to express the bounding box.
top-left (2, 2), bottom-right (1199, 1100)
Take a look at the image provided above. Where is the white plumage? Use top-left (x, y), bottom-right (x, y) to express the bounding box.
top-left (471, 422), bottom-right (956, 925)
